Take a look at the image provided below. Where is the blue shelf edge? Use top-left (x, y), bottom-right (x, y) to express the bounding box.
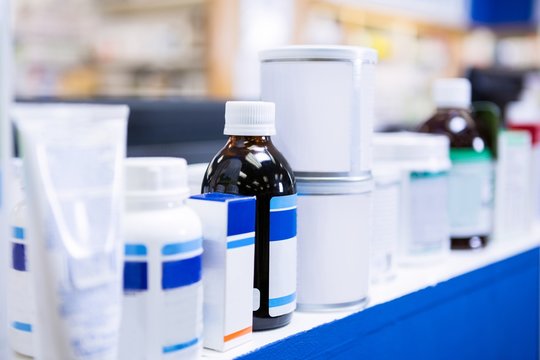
top-left (240, 247), bottom-right (540, 360)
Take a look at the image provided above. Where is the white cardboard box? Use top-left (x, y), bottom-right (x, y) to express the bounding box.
top-left (187, 193), bottom-right (256, 352)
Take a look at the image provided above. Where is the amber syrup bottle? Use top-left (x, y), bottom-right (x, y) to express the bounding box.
top-left (418, 78), bottom-right (493, 250)
top-left (202, 101), bottom-right (297, 330)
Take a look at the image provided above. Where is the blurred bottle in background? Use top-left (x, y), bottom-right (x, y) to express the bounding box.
top-left (419, 78), bottom-right (494, 250)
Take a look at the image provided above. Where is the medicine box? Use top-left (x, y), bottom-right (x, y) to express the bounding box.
top-left (186, 193), bottom-right (256, 352)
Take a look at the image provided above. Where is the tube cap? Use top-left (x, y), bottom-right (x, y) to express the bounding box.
top-left (433, 78), bottom-right (471, 109)
top-left (125, 157), bottom-right (190, 199)
top-left (224, 101), bottom-right (276, 136)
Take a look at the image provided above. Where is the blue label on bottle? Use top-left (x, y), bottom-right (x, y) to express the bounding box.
top-left (11, 226), bottom-right (27, 271)
top-left (123, 240), bottom-right (203, 292)
top-left (162, 256), bottom-right (202, 290)
top-left (268, 194), bottom-right (297, 317)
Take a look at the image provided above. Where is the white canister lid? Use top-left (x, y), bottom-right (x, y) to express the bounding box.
top-left (260, 45), bottom-right (378, 64)
top-left (373, 132), bottom-right (451, 172)
top-left (125, 157), bottom-right (190, 199)
top-left (297, 177), bottom-right (374, 195)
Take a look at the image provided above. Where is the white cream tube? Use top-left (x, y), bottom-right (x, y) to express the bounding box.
top-left (14, 103), bottom-right (129, 360)
top-left (0, 0), bottom-right (13, 357)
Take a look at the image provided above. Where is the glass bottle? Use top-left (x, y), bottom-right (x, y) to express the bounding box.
top-left (202, 101), bottom-right (297, 330)
top-left (418, 78), bottom-right (493, 249)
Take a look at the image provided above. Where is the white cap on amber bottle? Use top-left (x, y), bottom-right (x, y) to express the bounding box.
top-left (433, 78), bottom-right (472, 110)
top-left (224, 101), bottom-right (276, 136)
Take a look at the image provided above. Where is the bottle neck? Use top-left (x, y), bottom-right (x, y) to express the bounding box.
top-left (227, 135), bottom-right (273, 147)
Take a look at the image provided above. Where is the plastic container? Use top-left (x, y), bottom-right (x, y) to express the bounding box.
top-left (494, 131), bottom-right (533, 241)
top-left (8, 159), bottom-right (35, 357)
top-left (296, 178), bottom-right (373, 311)
top-left (14, 103), bottom-right (129, 360)
top-left (120, 157), bottom-right (203, 360)
top-left (506, 100), bottom-right (540, 220)
top-left (371, 166), bottom-right (401, 282)
top-left (260, 45), bottom-right (377, 178)
top-left (373, 132), bottom-right (451, 265)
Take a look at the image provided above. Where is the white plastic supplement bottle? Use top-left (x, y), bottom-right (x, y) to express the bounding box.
top-left (120, 157), bottom-right (203, 360)
top-left (8, 159), bottom-right (35, 357)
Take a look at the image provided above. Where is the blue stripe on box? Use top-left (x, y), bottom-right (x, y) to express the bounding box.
top-left (162, 255), bottom-right (202, 290)
top-left (269, 293), bottom-right (296, 308)
top-left (125, 244), bottom-right (147, 256)
top-left (227, 197), bottom-right (256, 237)
top-left (270, 194), bottom-right (297, 210)
top-left (162, 338), bottom-right (198, 354)
top-left (227, 236), bottom-right (255, 249)
top-left (12, 243), bottom-right (26, 271)
top-left (12, 321), bottom-right (32, 333)
top-left (12, 226), bottom-right (25, 240)
top-left (269, 209), bottom-right (296, 241)
top-left (124, 261), bottom-right (148, 291)
top-left (162, 238), bottom-right (202, 256)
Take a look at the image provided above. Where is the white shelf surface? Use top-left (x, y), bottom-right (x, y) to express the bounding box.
top-left (202, 226), bottom-right (540, 359)
top-left (12, 226), bottom-right (540, 360)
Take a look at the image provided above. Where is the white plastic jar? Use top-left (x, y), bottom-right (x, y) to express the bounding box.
top-left (8, 159), bottom-right (35, 357)
top-left (373, 133), bottom-right (451, 265)
top-left (371, 166), bottom-right (401, 282)
top-left (120, 157), bottom-right (203, 360)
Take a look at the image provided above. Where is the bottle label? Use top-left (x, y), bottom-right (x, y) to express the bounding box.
top-left (449, 149), bottom-right (493, 237)
top-left (9, 225), bottom-right (34, 337)
top-left (122, 239), bottom-right (203, 358)
top-left (268, 194), bottom-right (297, 317)
top-left (407, 171), bottom-right (449, 255)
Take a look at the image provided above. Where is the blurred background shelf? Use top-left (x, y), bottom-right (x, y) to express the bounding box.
top-left (13, 0), bottom-right (540, 127)
top-left (99, 0), bottom-right (205, 14)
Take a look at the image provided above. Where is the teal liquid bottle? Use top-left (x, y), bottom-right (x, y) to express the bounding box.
top-left (418, 78), bottom-right (494, 249)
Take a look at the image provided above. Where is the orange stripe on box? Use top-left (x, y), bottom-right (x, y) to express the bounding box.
top-left (224, 326), bottom-right (252, 342)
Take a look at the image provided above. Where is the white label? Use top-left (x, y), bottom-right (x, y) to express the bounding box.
top-left (268, 195), bottom-right (297, 317)
top-left (120, 240), bottom-right (203, 359)
top-left (449, 161), bottom-right (493, 237)
top-left (372, 182), bottom-right (400, 276)
top-left (407, 172), bottom-right (450, 255)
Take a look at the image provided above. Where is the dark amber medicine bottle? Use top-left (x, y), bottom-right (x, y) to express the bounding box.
top-left (418, 78), bottom-right (494, 250)
top-left (202, 101), bottom-right (297, 330)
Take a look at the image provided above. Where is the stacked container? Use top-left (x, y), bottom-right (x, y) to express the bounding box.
top-left (260, 45), bottom-right (377, 310)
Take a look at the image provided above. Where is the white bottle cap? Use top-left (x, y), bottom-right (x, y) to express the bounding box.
top-left (224, 101), bottom-right (276, 136)
top-left (125, 157), bottom-right (190, 200)
top-left (433, 78), bottom-right (471, 109)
